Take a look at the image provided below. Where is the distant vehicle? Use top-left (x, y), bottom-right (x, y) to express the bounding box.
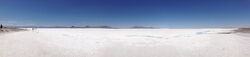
top-left (32, 28), bottom-right (37, 31)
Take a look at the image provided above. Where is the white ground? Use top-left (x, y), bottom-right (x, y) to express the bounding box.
top-left (1, 28), bottom-right (250, 57)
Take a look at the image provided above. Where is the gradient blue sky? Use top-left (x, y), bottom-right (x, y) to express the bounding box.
top-left (0, 0), bottom-right (250, 28)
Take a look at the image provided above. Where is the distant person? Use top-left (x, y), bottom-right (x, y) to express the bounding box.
top-left (0, 24), bottom-right (3, 31)
top-left (0, 24), bottom-right (3, 29)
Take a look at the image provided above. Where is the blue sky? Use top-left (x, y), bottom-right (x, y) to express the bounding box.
top-left (0, 0), bottom-right (250, 28)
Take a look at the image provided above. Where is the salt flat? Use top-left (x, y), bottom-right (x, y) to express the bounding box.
top-left (0, 28), bottom-right (250, 57)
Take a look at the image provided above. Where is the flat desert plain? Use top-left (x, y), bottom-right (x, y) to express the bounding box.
top-left (0, 28), bottom-right (250, 57)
